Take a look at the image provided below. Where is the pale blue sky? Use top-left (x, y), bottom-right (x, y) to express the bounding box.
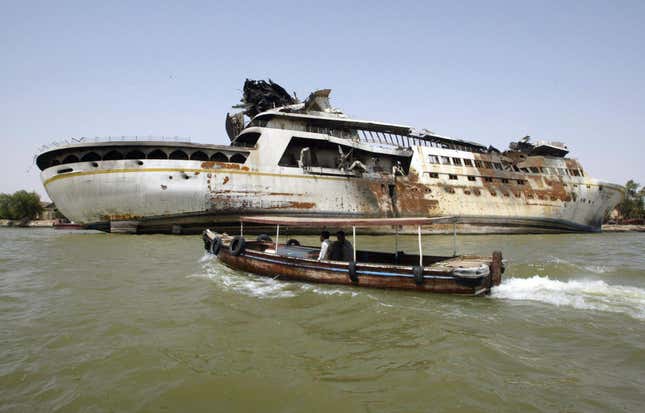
top-left (1, 0), bottom-right (644, 199)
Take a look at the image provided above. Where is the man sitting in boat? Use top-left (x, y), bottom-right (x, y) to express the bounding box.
top-left (317, 231), bottom-right (331, 261)
top-left (328, 231), bottom-right (353, 261)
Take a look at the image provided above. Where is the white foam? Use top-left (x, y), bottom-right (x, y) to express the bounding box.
top-left (492, 276), bottom-right (645, 320)
top-left (299, 283), bottom-right (359, 297)
top-left (191, 260), bottom-right (297, 299)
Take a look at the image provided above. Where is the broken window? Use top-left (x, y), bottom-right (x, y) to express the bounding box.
top-left (501, 178), bottom-right (509, 183)
top-left (190, 151), bottom-right (209, 161)
top-left (124, 150), bottom-right (145, 160)
top-left (169, 150), bottom-right (189, 160)
top-left (484, 161), bottom-right (493, 169)
top-left (81, 152), bottom-right (100, 162)
top-left (484, 177), bottom-right (493, 182)
top-left (440, 156), bottom-right (450, 165)
top-left (493, 162), bottom-right (502, 170)
top-left (467, 176), bottom-right (476, 181)
top-left (62, 154), bottom-right (79, 164)
top-left (428, 172), bottom-right (439, 178)
top-left (517, 179), bottom-right (525, 185)
top-left (234, 132), bottom-right (261, 147)
top-left (103, 150), bottom-right (123, 161)
top-left (474, 160), bottom-right (483, 168)
top-left (530, 167), bottom-right (539, 173)
top-left (229, 153), bottom-right (247, 164)
top-left (449, 174), bottom-right (458, 180)
top-left (428, 155), bottom-right (439, 164)
top-left (210, 152), bottom-right (228, 162)
top-left (148, 149), bottom-right (167, 159)
top-left (452, 157), bottom-right (462, 166)
top-left (464, 159), bottom-right (473, 167)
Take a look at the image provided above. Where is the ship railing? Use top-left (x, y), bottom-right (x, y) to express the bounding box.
top-left (36, 136), bottom-right (194, 153)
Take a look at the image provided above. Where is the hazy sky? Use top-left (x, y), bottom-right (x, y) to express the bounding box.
top-left (1, 0), bottom-right (644, 199)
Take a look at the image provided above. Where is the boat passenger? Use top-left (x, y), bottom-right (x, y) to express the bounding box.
top-left (329, 230), bottom-right (353, 261)
top-left (317, 231), bottom-right (331, 261)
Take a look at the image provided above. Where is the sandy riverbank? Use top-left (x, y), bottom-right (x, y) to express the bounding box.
top-left (0, 219), bottom-right (56, 228)
top-left (602, 224), bottom-right (645, 232)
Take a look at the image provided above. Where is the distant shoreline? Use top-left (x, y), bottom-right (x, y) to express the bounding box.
top-left (0, 219), bottom-right (57, 228)
top-left (2, 219), bottom-right (644, 233)
top-left (601, 224), bottom-right (645, 232)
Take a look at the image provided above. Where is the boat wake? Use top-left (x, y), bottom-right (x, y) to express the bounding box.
top-left (194, 254), bottom-right (361, 299)
top-left (192, 256), bottom-right (297, 299)
top-left (491, 276), bottom-right (645, 320)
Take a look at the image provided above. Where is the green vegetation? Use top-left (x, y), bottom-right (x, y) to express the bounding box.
top-left (616, 180), bottom-right (645, 220)
top-left (0, 191), bottom-right (44, 220)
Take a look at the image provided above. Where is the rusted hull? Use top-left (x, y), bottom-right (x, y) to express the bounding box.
top-left (213, 248), bottom-right (499, 296)
top-left (38, 134), bottom-right (624, 235)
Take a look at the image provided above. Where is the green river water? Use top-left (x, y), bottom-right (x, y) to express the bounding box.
top-left (1, 228), bottom-right (644, 412)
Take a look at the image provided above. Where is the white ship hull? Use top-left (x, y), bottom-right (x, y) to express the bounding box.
top-left (40, 149), bottom-right (623, 234)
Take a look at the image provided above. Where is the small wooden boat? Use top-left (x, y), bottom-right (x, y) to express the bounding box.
top-left (202, 216), bottom-right (504, 296)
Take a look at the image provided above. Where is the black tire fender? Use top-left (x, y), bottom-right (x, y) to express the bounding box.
top-left (256, 233), bottom-right (273, 242)
top-left (210, 236), bottom-right (222, 256)
top-left (348, 261), bottom-right (358, 283)
top-left (202, 231), bottom-right (212, 252)
top-left (229, 236), bottom-right (246, 256)
top-left (412, 266), bottom-right (425, 285)
top-left (286, 238), bottom-right (300, 246)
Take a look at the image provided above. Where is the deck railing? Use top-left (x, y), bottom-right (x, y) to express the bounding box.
top-left (36, 136), bottom-right (194, 153)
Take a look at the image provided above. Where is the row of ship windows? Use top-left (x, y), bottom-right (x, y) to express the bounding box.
top-left (427, 172), bottom-right (526, 185)
top-left (427, 155), bottom-right (583, 177)
top-left (253, 119), bottom-right (485, 153)
top-left (427, 172), bottom-right (599, 191)
top-left (440, 186), bottom-right (595, 202)
top-left (353, 130), bottom-right (481, 152)
top-left (47, 150), bottom-right (247, 167)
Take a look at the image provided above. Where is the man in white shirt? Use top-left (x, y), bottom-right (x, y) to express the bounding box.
top-left (317, 231), bottom-right (331, 261)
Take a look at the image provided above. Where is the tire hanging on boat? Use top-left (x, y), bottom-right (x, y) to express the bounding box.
top-left (229, 236), bottom-right (246, 256)
top-left (286, 239), bottom-right (300, 246)
top-left (256, 233), bottom-right (273, 242)
top-left (412, 266), bottom-right (425, 285)
top-left (210, 236), bottom-right (222, 255)
top-left (202, 231), bottom-right (212, 252)
top-left (348, 261), bottom-right (358, 283)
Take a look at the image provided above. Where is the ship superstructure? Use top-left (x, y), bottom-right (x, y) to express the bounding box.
top-left (35, 80), bottom-right (624, 234)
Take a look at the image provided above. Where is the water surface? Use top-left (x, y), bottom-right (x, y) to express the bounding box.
top-left (1, 229), bottom-right (644, 412)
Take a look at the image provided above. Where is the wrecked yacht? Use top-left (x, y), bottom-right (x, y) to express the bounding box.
top-left (35, 79), bottom-right (624, 234)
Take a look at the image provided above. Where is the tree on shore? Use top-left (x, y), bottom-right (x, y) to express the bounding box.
top-left (615, 180), bottom-right (645, 220)
top-left (0, 191), bottom-right (43, 220)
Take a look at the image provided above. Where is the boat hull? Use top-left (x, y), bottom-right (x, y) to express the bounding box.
top-left (208, 239), bottom-right (502, 295)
